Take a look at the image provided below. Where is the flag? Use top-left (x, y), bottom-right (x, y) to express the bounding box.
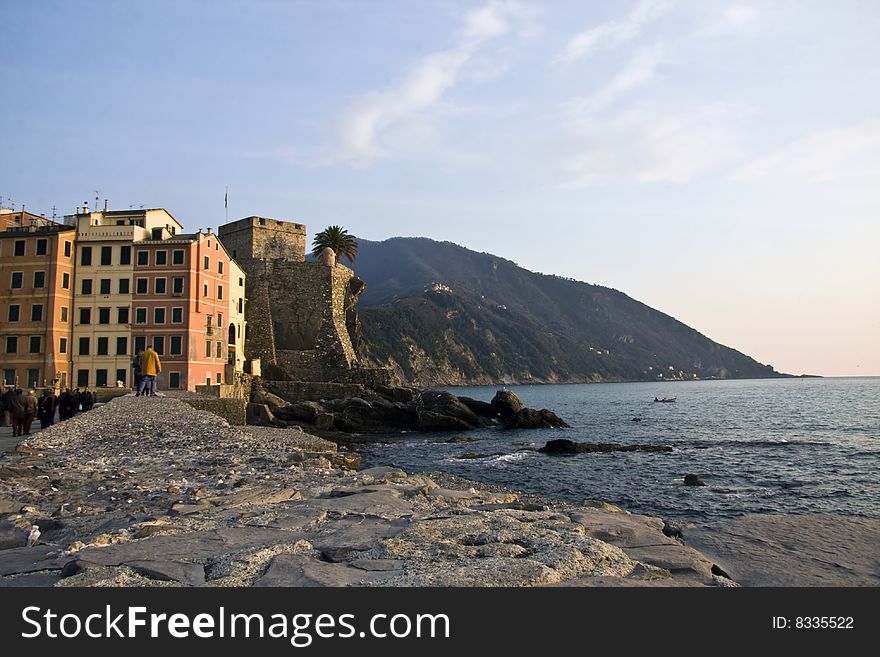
top-left (224, 189), bottom-right (228, 208)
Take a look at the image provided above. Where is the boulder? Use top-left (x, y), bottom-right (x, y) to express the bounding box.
top-left (375, 385), bottom-right (419, 404)
top-left (504, 408), bottom-right (570, 429)
top-left (490, 390), bottom-right (523, 421)
top-left (417, 411), bottom-right (474, 432)
top-left (419, 391), bottom-right (488, 429)
top-left (314, 412), bottom-right (337, 431)
top-left (539, 439), bottom-right (672, 455)
top-left (251, 389), bottom-right (287, 410)
top-left (457, 396), bottom-right (497, 418)
top-left (246, 403), bottom-right (275, 426)
top-left (274, 401), bottom-right (323, 422)
top-left (684, 474), bottom-right (706, 487)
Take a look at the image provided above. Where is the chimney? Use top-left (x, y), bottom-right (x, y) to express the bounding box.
top-left (104, 199), bottom-right (108, 211)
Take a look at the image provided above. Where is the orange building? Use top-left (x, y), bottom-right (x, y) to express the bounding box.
top-left (0, 210), bottom-right (76, 389)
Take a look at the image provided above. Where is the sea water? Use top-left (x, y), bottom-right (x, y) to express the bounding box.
top-left (360, 377), bottom-right (880, 522)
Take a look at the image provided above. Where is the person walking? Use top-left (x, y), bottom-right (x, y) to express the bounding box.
top-left (21, 389), bottom-right (38, 435)
top-left (132, 351), bottom-right (144, 396)
top-left (0, 387), bottom-right (14, 427)
top-left (138, 345), bottom-right (162, 397)
top-left (38, 390), bottom-right (57, 429)
top-left (9, 389), bottom-right (25, 437)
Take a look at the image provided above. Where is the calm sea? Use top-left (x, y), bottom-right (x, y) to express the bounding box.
top-left (360, 377), bottom-right (880, 522)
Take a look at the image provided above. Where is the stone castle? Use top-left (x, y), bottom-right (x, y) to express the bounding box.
top-left (218, 217), bottom-right (389, 388)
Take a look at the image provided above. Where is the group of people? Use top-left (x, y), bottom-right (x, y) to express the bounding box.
top-left (0, 387), bottom-right (97, 437)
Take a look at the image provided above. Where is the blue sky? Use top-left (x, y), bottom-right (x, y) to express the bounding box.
top-left (2, 0), bottom-right (878, 376)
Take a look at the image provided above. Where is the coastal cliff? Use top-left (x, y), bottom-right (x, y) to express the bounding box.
top-left (353, 238), bottom-right (786, 386)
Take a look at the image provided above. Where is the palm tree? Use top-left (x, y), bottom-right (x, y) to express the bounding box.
top-left (312, 225), bottom-right (358, 264)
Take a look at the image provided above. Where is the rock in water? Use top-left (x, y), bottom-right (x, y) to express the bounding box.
top-left (505, 408), bottom-right (570, 429)
top-left (684, 474), bottom-right (706, 487)
top-left (539, 439), bottom-right (672, 455)
top-left (490, 390), bottom-right (523, 421)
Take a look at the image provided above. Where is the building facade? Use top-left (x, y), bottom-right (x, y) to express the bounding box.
top-left (0, 210), bottom-right (76, 389)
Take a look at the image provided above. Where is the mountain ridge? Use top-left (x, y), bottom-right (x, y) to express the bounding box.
top-left (345, 237), bottom-right (787, 386)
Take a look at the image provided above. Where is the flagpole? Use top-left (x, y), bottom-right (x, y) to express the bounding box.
top-left (224, 186), bottom-right (228, 224)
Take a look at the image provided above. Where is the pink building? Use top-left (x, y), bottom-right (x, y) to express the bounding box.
top-left (132, 228), bottom-right (238, 390)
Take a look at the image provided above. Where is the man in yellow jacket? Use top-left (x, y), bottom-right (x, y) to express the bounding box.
top-left (137, 346), bottom-right (162, 397)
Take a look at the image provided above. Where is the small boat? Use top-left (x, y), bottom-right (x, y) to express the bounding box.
top-left (653, 397), bottom-right (676, 403)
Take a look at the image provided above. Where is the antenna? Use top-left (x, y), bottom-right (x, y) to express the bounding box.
top-left (94, 190), bottom-right (100, 212)
top-left (51, 205), bottom-right (57, 220)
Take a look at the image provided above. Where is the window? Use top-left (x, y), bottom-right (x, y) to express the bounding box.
top-left (97, 337), bottom-right (109, 355)
top-left (217, 285), bottom-right (223, 300)
top-left (153, 336), bottom-right (164, 355)
top-left (95, 369), bottom-right (108, 387)
top-left (170, 335), bottom-right (182, 355)
top-left (216, 341), bottom-right (222, 358)
top-left (172, 277), bottom-right (184, 294)
top-left (137, 251), bottom-right (148, 266)
top-left (169, 372), bottom-right (180, 389)
top-left (78, 337), bottom-right (90, 355)
top-left (80, 246), bottom-right (92, 266)
top-left (28, 369), bottom-right (39, 389)
top-left (100, 246), bottom-right (112, 265)
top-left (119, 278), bottom-right (130, 294)
top-left (217, 313), bottom-right (223, 326)
top-left (33, 271), bottom-right (45, 288)
top-left (6, 336), bottom-right (18, 353)
top-left (206, 375), bottom-right (211, 386)
top-left (151, 228), bottom-right (163, 240)
top-left (203, 256), bottom-right (209, 270)
top-left (203, 284), bottom-right (208, 297)
top-left (216, 372), bottom-right (222, 383)
top-left (77, 370), bottom-right (89, 387)
top-left (120, 245), bottom-right (131, 265)
top-left (31, 305), bottom-right (42, 322)
top-left (171, 307), bottom-right (183, 323)
top-left (154, 307), bottom-right (166, 324)
top-left (64, 241), bottom-right (72, 257)
top-left (172, 250), bottom-right (184, 265)
top-left (29, 336), bottom-right (41, 353)
top-left (238, 298), bottom-right (243, 314)
top-left (117, 307), bottom-right (129, 324)
top-left (156, 250), bottom-right (167, 265)
top-left (36, 239), bottom-right (47, 256)
top-left (155, 278), bottom-right (166, 294)
top-left (136, 278), bottom-right (147, 294)
top-left (218, 261), bottom-right (224, 274)
top-left (79, 308), bottom-right (91, 325)
top-left (206, 340), bottom-right (211, 358)
top-left (8, 305), bottom-right (20, 322)
top-left (115, 369), bottom-right (126, 385)
top-left (81, 278), bottom-right (93, 295)
top-left (60, 337), bottom-right (67, 354)
top-left (116, 336), bottom-right (128, 355)
top-left (14, 240), bottom-right (25, 256)
top-left (3, 369), bottom-right (14, 386)
top-left (239, 277), bottom-right (243, 287)
top-left (135, 308), bottom-right (147, 324)
top-left (215, 243), bottom-right (219, 252)
top-left (98, 307), bottom-right (110, 324)
top-left (60, 306), bottom-right (68, 322)
top-left (62, 272), bottom-right (70, 289)
top-left (134, 336), bottom-right (146, 353)
top-left (100, 278), bottom-right (111, 294)
top-left (11, 272), bottom-right (23, 288)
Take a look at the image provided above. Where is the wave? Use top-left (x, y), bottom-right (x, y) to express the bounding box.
top-left (685, 438), bottom-right (833, 449)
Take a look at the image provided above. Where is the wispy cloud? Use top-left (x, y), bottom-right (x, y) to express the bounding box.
top-left (555, 0), bottom-right (674, 64)
top-left (559, 46), bottom-right (664, 116)
top-left (733, 119), bottom-right (880, 182)
top-left (699, 2), bottom-right (772, 36)
top-left (550, 103), bottom-right (750, 185)
top-left (334, 1), bottom-right (525, 162)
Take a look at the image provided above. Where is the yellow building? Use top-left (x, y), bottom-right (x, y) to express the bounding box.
top-left (69, 207), bottom-right (182, 388)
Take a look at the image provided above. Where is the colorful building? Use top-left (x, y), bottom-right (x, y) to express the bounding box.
top-left (0, 209), bottom-right (76, 389)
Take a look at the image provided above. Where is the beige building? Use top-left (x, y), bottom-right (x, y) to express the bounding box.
top-left (227, 258), bottom-right (247, 377)
top-left (69, 207), bottom-right (183, 388)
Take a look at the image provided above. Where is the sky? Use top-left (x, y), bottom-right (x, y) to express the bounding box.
top-left (1, 0), bottom-right (878, 377)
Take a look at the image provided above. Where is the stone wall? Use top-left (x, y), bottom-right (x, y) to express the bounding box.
top-left (219, 216), bottom-right (306, 262)
top-left (265, 380), bottom-right (379, 403)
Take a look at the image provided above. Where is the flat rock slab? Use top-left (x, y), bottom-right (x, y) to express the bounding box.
top-left (303, 491), bottom-right (414, 518)
top-left (0, 497), bottom-right (24, 515)
top-left (201, 486), bottom-right (301, 508)
top-left (0, 545), bottom-right (66, 576)
top-left (426, 488), bottom-right (518, 504)
top-left (309, 518), bottom-right (410, 562)
top-left (126, 560), bottom-right (206, 586)
top-left (683, 513), bottom-right (880, 587)
top-left (238, 427), bottom-right (337, 453)
top-left (71, 527), bottom-right (306, 568)
top-left (255, 554), bottom-right (372, 587)
top-left (623, 544), bottom-right (715, 581)
top-left (0, 572), bottom-right (64, 587)
top-left (350, 559), bottom-right (405, 572)
top-left (570, 510), bottom-right (679, 549)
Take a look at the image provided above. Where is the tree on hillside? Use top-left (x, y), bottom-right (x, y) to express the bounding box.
top-left (312, 225), bottom-right (358, 264)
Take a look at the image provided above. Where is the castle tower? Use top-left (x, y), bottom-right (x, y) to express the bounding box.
top-left (218, 216), bottom-right (306, 263)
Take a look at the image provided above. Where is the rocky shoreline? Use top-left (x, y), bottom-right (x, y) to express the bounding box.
top-left (1, 396), bottom-right (876, 587)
